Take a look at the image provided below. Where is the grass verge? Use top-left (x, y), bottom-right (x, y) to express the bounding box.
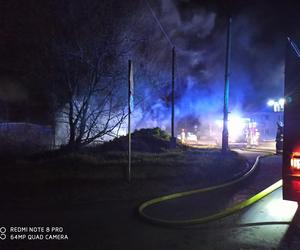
top-left (0, 148), bottom-right (248, 208)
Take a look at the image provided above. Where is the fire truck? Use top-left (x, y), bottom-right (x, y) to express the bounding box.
top-left (283, 37), bottom-right (300, 203)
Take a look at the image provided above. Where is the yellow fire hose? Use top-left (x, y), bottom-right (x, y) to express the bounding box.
top-left (139, 151), bottom-right (282, 226)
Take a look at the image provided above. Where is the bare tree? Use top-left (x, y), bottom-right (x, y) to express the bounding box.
top-left (59, 54), bottom-right (127, 148)
top-left (51, 0), bottom-right (142, 149)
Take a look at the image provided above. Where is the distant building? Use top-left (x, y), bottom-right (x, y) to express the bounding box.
top-left (0, 122), bottom-right (54, 154)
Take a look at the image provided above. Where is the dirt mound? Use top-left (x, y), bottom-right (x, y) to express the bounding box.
top-left (97, 127), bottom-right (175, 153)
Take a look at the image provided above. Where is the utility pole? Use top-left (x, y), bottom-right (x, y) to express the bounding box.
top-left (222, 16), bottom-right (232, 153)
top-left (170, 46), bottom-right (176, 148)
top-left (128, 60), bottom-right (134, 182)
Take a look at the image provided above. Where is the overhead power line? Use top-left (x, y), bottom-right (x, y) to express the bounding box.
top-left (287, 37), bottom-right (300, 58)
top-left (144, 0), bottom-right (174, 48)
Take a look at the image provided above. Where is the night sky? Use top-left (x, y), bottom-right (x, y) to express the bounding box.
top-left (0, 0), bottom-right (300, 130)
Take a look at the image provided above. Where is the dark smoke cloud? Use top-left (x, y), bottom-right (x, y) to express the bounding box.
top-left (1, 0), bottom-right (299, 132)
top-left (131, 0), bottom-right (300, 133)
top-left (128, 0), bottom-right (300, 135)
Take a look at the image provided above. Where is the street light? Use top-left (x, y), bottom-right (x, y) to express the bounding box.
top-left (279, 98), bottom-right (285, 107)
top-left (267, 98), bottom-right (285, 124)
top-left (267, 98), bottom-right (285, 112)
top-left (267, 99), bottom-right (275, 107)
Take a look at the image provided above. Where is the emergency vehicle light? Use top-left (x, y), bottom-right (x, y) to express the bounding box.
top-left (290, 152), bottom-right (300, 170)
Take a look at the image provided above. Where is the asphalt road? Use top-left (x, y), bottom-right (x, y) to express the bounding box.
top-left (1, 150), bottom-right (300, 250)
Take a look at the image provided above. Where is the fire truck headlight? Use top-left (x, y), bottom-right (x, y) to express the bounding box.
top-left (279, 98), bottom-right (285, 107)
